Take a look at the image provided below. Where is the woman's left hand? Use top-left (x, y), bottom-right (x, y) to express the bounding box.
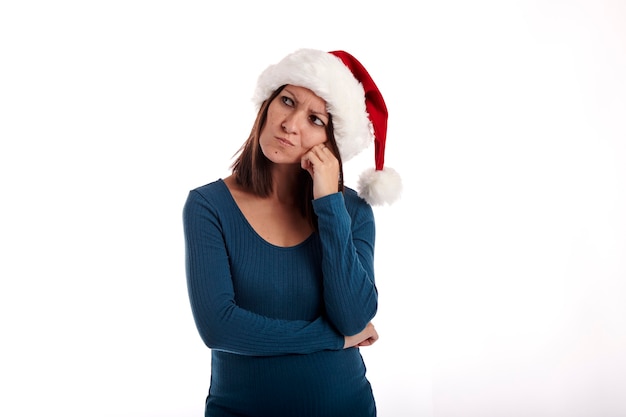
top-left (343, 322), bottom-right (379, 349)
top-left (301, 143), bottom-right (340, 199)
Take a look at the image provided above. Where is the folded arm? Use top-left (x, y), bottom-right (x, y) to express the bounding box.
top-left (183, 190), bottom-right (345, 356)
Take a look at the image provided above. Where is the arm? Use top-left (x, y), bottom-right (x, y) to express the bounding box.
top-left (312, 191), bottom-right (378, 336)
top-left (183, 189), bottom-right (344, 356)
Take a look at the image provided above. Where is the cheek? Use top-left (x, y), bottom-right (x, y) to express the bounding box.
top-left (302, 130), bottom-right (328, 149)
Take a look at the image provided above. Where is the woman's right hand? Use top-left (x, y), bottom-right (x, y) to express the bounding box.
top-left (343, 322), bottom-right (379, 349)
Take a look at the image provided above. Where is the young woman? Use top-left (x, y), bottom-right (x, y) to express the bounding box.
top-left (183, 48), bottom-right (401, 417)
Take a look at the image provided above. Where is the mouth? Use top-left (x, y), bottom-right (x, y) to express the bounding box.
top-left (275, 136), bottom-right (294, 146)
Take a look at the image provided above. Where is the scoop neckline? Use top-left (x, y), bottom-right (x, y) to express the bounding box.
top-left (217, 178), bottom-right (315, 250)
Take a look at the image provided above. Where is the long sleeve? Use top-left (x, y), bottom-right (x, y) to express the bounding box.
top-left (312, 190), bottom-right (377, 336)
top-left (183, 187), bottom-right (345, 356)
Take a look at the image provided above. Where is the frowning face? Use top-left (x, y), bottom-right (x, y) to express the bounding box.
top-left (259, 85), bottom-right (330, 165)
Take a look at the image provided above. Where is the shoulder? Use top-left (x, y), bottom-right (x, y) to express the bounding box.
top-left (191, 178), bottom-right (227, 196)
top-left (344, 186), bottom-right (372, 211)
top-left (184, 178), bottom-right (232, 217)
top-left (343, 186), bottom-right (374, 222)
top-left (187, 179), bottom-right (229, 203)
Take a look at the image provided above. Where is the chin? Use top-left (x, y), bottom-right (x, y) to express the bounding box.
top-left (261, 148), bottom-right (298, 165)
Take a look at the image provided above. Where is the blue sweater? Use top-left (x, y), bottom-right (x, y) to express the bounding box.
top-left (183, 179), bottom-right (378, 416)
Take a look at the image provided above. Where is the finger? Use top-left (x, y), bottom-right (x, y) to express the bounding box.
top-left (301, 158), bottom-right (315, 177)
top-left (312, 143), bottom-right (330, 158)
top-left (357, 337), bottom-right (376, 347)
top-left (303, 149), bottom-right (324, 166)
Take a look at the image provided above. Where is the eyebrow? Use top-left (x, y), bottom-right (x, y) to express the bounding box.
top-left (284, 87), bottom-right (329, 118)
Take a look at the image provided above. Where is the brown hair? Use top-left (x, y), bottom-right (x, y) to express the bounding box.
top-left (231, 85), bottom-right (345, 227)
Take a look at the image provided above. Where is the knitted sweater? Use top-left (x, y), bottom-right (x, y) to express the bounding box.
top-left (183, 179), bottom-right (378, 416)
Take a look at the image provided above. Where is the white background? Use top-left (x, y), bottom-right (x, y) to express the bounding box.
top-left (1, 1), bottom-right (625, 416)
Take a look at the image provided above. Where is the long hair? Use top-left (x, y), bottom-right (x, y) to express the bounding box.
top-left (231, 85), bottom-right (345, 228)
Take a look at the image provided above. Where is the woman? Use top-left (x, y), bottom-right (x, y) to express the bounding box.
top-left (183, 49), bottom-right (401, 417)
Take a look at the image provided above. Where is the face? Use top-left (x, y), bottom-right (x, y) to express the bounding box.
top-left (259, 85), bottom-right (330, 165)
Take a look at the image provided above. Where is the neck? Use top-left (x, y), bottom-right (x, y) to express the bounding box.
top-left (269, 164), bottom-right (301, 205)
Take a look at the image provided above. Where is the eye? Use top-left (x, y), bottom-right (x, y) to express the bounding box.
top-left (309, 115), bottom-right (326, 127)
top-left (281, 96), bottom-right (294, 107)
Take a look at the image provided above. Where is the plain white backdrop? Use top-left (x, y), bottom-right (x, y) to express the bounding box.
top-left (2, 1), bottom-right (625, 416)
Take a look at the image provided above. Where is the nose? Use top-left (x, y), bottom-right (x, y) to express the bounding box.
top-left (281, 122), bottom-right (294, 134)
top-left (281, 112), bottom-right (302, 135)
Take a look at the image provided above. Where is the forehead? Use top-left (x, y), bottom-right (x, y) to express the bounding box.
top-left (284, 85), bottom-right (328, 112)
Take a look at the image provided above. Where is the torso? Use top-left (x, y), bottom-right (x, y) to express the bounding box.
top-left (223, 175), bottom-right (313, 247)
top-left (188, 178), bottom-right (377, 416)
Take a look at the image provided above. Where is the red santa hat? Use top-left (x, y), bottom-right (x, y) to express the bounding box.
top-left (253, 48), bottom-right (402, 206)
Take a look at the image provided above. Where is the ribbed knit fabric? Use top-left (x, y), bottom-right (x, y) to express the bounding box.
top-left (183, 179), bottom-right (377, 417)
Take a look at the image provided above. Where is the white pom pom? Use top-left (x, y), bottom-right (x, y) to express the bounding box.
top-left (357, 167), bottom-right (402, 206)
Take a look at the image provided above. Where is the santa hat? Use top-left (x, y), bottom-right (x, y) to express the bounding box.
top-left (253, 48), bottom-right (402, 206)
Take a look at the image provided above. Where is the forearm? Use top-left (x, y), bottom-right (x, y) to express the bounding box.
top-left (187, 288), bottom-right (344, 356)
top-left (313, 192), bottom-right (378, 335)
